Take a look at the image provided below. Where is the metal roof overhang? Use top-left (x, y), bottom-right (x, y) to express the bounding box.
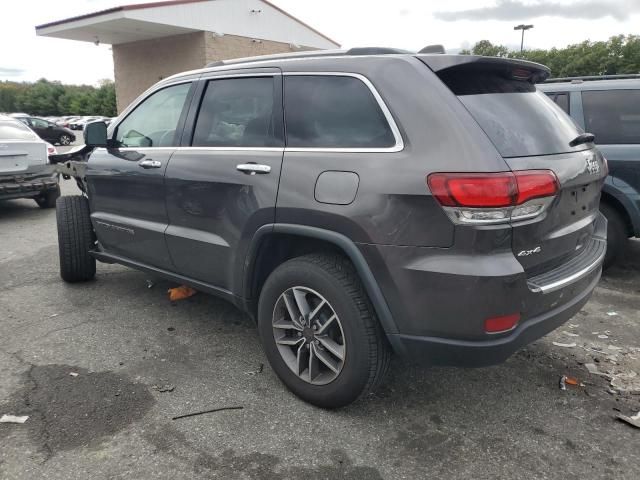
top-left (36, 12), bottom-right (200, 45)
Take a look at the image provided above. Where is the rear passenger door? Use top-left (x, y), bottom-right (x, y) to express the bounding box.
top-left (164, 69), bottom-right (284, 293)
top-left (88, 81), bottom-right (194, 270)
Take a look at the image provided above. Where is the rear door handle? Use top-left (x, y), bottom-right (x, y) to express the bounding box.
top-left (236, 163), bottom-right (271, 175)
top-left (138, 159), bottom-right (162, 169)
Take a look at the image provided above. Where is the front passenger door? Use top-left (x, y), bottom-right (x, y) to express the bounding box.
top-left (87, 81), bottom-right (194, 270)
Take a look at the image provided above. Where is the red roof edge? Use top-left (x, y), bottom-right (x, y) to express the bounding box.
top-left (35, 0), bottom-right (340, 47)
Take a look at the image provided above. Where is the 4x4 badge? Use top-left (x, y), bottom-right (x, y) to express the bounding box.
top-left (586, 156), bottom-right (600, 175)
top-left (517, 246), bottom-right (541, 257)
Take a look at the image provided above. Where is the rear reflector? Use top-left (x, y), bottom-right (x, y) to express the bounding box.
top-left (427, 170), bottom-right (559, 225)
top-left (484, 313), bottom-right (520, 333)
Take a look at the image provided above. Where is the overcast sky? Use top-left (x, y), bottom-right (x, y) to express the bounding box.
top-left (3, 0), bottom-right (640, 85)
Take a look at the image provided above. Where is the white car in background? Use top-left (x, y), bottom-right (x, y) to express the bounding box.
top-left (0, 115), bottom-right (60, 208)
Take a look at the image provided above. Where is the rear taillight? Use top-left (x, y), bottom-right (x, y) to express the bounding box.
top-left (427, 170), bottom-right (559, 225)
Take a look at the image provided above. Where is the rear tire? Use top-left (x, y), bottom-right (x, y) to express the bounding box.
top-left (600, 202), bottom-right (627, 270)
top-left (35, 184), bottom-right (60, 209)
top-left (58, 134), bottom-right (72, 146)
top-left (258, 253), bottom-right (390, 408)
top-left (56, 195), bottom-right (96, 282)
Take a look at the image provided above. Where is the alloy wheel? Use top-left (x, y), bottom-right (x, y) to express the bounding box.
top-left (272, 286), bottom-right (346, 385)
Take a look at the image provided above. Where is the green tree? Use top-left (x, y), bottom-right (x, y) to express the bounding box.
top-left (461, 35), bottom-right (640, 77)
top-left (0, 78), bottom-right (117, 116)
top-left (461, 40), bottom-right (510, 57)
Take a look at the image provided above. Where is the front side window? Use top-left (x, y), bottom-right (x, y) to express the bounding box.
top-left (192, 77), bottom-right (279, 147)
top-left (115, 82), bottom-right (191, 148)
top-left (583, 90), bottom-right (640, 145)
top-left (284, 75), bottom-right (396, 149)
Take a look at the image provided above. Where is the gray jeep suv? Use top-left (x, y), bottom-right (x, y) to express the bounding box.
top-left (54, 49), bottom-right (607, 407)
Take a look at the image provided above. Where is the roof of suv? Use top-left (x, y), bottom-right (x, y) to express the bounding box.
top-left (162, 49), bottom-right (551, 84)
top-left (539, 75), bottom-right (640, 92)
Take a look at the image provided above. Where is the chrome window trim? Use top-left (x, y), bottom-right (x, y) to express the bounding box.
top-left (282, 72), bottom-right (404, 153)
top-left (108, 72), bottom-right (404, 154)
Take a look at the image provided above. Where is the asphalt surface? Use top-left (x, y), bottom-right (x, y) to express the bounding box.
top-left (1, 177), bottom-right (639, 480)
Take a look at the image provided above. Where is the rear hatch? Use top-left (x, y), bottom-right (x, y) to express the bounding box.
top-left (419, 55), bottom-right (607, 274)
top-left (0, 119), bottom-right (47, 174)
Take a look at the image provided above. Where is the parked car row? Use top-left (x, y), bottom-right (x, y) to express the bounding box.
top-left (56, 115), bottom-right (114, 130)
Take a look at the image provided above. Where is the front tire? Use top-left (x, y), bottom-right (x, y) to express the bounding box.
top-left (58, 134), bottom-right (72, 146)
top-left (35, 184), bottom-right (60, 209)
top-left (258, 253), bottom-right (390, 408)
top-left (600, 203), bottom-right (627, 270)
top-left (56, 195), bottom-right (96, 282)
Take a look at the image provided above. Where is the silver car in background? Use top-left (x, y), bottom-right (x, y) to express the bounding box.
top-left (0, 115), bottom-right (60, 208)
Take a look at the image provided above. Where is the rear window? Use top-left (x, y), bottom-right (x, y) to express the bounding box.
top-left (439, 70), bottom-right (585, 158)
top-left (583, 90), bottom-right (640, 145)
top-left (0, 120), bottom-right (39, 141)
top-left (284, 75), bottom-right (396, 149)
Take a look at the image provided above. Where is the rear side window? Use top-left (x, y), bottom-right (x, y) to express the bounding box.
top-left (192, 77), bottom-right (280, 147)
top-left (544, 92), bottom-right (570, 114)
top-left (0, 120), bottom-right (39, 140)
top-left (583, 90), bottom-right (640, 144)
top-left (284, 75), bottom-right (396, 148)
top-left (437, 67), bottom-right (585, 158)
top-left (115, 82), bottom-right (191, 148)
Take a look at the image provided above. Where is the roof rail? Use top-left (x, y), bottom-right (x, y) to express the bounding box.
top-left (545, 74), bottom-right (640, 83)
top-left (205, 49), bottom-right (346, 68)
top-left (204, 47), bottom-right (416, 68)
top-left (344, 47), bottom-right (413, 55)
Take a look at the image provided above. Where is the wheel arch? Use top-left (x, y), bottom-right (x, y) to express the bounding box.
top-left (243, 224), bottom-right (401, 342)
top-left (601, 185), bottom-right (635, 237)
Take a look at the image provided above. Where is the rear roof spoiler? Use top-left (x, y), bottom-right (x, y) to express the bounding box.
top-left (417, 55), bottom-right (550, 83)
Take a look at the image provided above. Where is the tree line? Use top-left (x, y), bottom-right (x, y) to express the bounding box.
top-left (0, 78), bottom-right (117, 117)
top-left (461, 34), bottom-right (640, 78)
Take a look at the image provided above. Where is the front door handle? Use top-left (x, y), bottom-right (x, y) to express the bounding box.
top-left (138, 159), bottom-right (162, 169)
top-left (236, 163), bottom-right (271, 175)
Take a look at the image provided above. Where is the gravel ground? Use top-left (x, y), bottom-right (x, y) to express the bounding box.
top-left (0, 178), bottom-right (639, 480)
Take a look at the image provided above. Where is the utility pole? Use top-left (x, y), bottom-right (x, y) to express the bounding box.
top-left (514, 24), bottom-right (534, 52)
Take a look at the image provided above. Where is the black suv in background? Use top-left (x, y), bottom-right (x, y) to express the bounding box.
top-left (19, 117), bottom-right (76, 146)
top-left (539, 76), bottom-right (640, 267)
top-left (54, 50), bottom-right (607, 407)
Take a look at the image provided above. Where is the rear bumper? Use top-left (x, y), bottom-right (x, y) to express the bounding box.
top-left (0, 164), bottom-right (58, 201)
top-left (359, 213), bottom-right (606, 366)
top-left (389, 269), bottom-right (599, 366)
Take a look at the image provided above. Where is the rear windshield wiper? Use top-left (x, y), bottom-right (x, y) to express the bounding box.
top-left (569, 133), bottom-right (595, 147)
